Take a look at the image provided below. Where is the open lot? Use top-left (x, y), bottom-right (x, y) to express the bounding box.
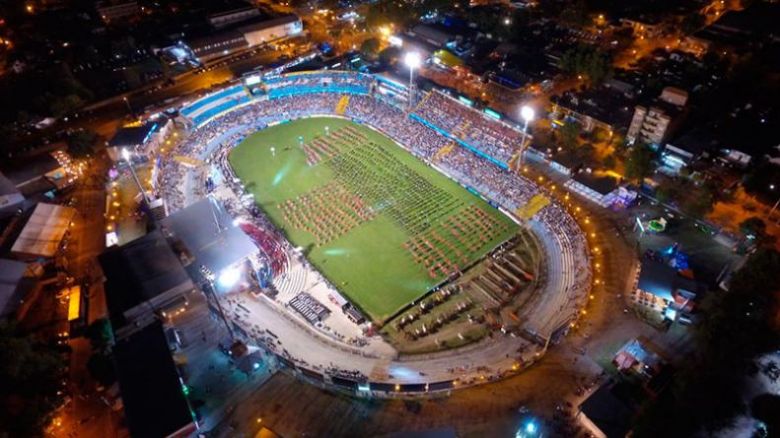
top-left (229, 117), bottom-right (518, 322)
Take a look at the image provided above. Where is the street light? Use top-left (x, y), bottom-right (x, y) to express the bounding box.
top-left (518, 105), bottom-right (535, 168)
top-left (404, 52), bottom-right (421, 109)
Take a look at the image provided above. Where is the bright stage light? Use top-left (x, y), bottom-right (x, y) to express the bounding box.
top-left (217, 267), bottom-right (241, 288)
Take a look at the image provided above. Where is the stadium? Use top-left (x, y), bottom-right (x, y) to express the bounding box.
top-left (154, 70), bottom-right (592, 394)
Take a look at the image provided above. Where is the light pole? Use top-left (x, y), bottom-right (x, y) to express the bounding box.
top-left (769, 184), bottom-right (779, 223)
top-left (121, 148), bottom-right (149, 205)
top-left (404, 52), bottom-right (421, 110)
top-left (122, 96), bottom-right (132, 114)
top-left (518, 105), bottom-right (535, 168)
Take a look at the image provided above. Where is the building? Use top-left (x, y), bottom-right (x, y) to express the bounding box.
top-left (564, 171), bottom-right (636, 209)
top-left (183, 14), bottom-right (302, 62)
top-left (95, 1), bottom-right (140, 24)
top-left (186, 31), bottom-right (248, 62)
top-left (10, 203), bottom-right (76, 259)
top-left (0, 172), bottom-right (24, 213)
top-left (112, 321), bottom-right (197, 437)
top-left (98, 230), bottom-right (195, 335)
top-left (613, 337), bottom-right (665, 380)
top-left (0, 258), bottom-right (28, 319)
top-left (239, 14), bottom-right (303, 48)
top-left (160, 198), bottom-right (257, 284)
top-left (626, 87), bottom-right (688, 147)
top-left (106, 120), bottom-right (167, 161)
top-left (633, 257), bottom-right (701, 322)
top-left (0, 151), bottom-right (71, 196)
top-left (578, 380), bottom-right (637, 438)
top-left (660, 131), bottom-right (714, 175)
top-left (550, 85), bottom-right (636, 135)
top-left (685, 2), bottom-right (780, 57)
top-left (208, 6), bottom-right (261, 29)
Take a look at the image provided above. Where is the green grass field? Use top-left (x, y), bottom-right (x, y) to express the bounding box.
top-left (229, 117), bottom-right (518, 323)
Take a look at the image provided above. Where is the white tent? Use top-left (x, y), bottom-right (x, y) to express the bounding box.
top-left (11, 203), bottom-right (76, 258)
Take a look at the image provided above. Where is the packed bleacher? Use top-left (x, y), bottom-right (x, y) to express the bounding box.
top-left (412, 91), bottom-right (524, 166)
top-left (264, 71), bottom-right (374, 98)
top-left (180, 85), bottom-right (250, 127)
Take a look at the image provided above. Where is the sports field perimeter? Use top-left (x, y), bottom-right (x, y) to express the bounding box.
top-left (229, 116), bottom-right (518, 323)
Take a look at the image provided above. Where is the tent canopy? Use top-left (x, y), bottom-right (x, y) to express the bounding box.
top-left (11, 203), bottom-right (76, 257)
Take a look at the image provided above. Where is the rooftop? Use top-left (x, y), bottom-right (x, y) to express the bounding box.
top-left (572, 172), bottom-right (620, 196)
top-left (580, 381), bottom-right (636, 438)
top-left (0, 258), bottom-right (27, 318)
top-left (637, 257), bottom-right (701, 302)
top-left (108, 122), bottom-right (158, 148)
top-left (98, 230), bottom-right (192, 326)
top-left (113, 321), bottom-right (195, 438)
top-left (552, 85), bottom-right (636, 130)
top-left (160, 198), bottom-right (256, 276)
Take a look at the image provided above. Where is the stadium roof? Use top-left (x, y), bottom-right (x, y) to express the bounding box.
top-left (0, 258), bottom-right (27, 318)
top-left (161, 198), bottom-right (256, 275)
top-left (108, 122), bottom-right (158, 148)
top-left (11, 203), bottom-right (76, 257)
top-left (98, 230), bottom-right (192, 327)
top-left (113, 321), bottom-right (195, 438)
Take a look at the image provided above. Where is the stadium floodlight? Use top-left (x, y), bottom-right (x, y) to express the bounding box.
top-left (404, 51), bottom-right (422, 69)
top-left (217, 266), bottom-right (241, 289)
top-left (520, 105), bottom-right (535, 122)
top-left (517, 106), bottom-right (535, 169)
top-left (404, 52), bottom-right (422, 109)
top-left (121, 148), bottom-right (150, 205)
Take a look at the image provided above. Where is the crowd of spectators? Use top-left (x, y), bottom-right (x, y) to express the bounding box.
top-left (412, 91), bottom-right (525, 164)
top-left (161, 71), bottom-right (589, 327)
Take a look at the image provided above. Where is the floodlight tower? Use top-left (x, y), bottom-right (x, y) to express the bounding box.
top-left (404, 52), bottom-right (421, 110)
top-left (121, 148), bottom-right (150, 205)
top-left (518, 105), bottom-right (535, 168)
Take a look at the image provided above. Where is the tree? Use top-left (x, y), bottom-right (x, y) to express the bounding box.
top-left (0, 322), bottom-right (66, 436)
top-left (751, 394), bottom-right (780, 436)
top-left (624, 144), bottom-right (655, 183)
top-left (87, 353), bottom-right (116, 386)
top-left (740, 217), bottom-right (766, 239)
top-left (654, 178), bottom-right (681, 203)
top-left (85, 318), bottom-right (112, 350)
top-left (603, 153), bottom-right (617, 169)
top-left (559, 45), bottom-right (613, 85)
top-left (360, 38), bottom-right (380, 58)
top-left (559, 0), bottom-right (589, 27)
top-left (558, 120), bottom-right (581, 151)
top-left (66, 129), bottom-right (98, 158)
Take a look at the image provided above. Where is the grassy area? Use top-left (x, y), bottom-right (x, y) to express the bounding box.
top-left (229, 117), bottom-right (517, 323)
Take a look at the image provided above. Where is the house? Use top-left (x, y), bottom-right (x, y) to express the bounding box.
top-left (613, 337), bottom-right (665, 380)
top-left (98, 230), bottom-right (195, 336)
top-left (550, 85), bottom-right (636, 135)
top-left (626, 87), bottom-right (689, 148)
top-left (633, 256), bottom-right (702, 321)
